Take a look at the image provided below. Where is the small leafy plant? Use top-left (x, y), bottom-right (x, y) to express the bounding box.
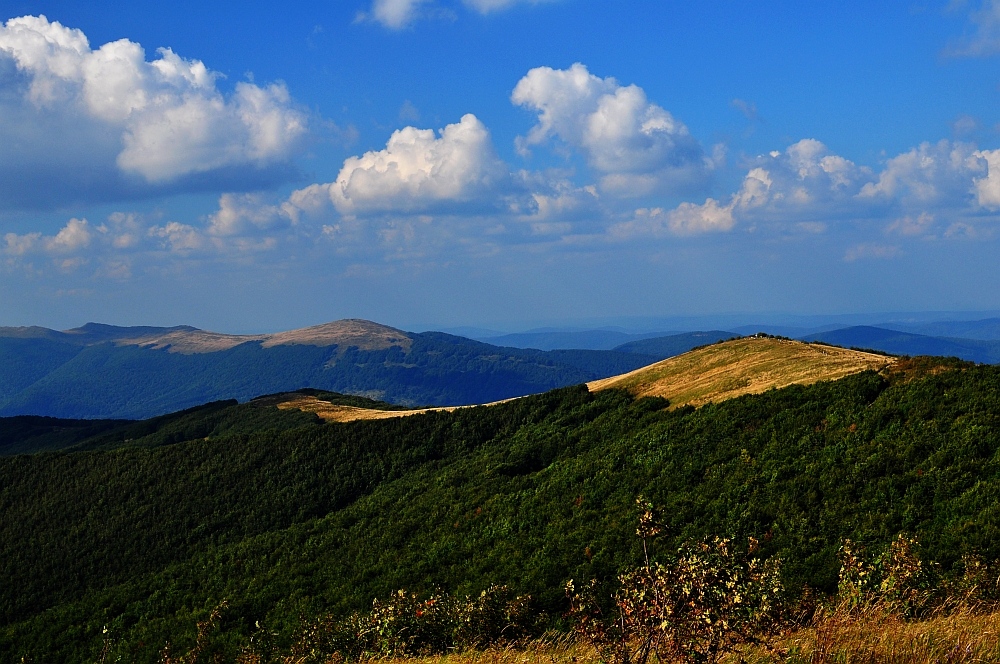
top-left (837, 534), bottom-right (935, 617)
top-left (280, 585), bottom-right (538, 662)
top-left (566, 498), bottom-right (783, 664)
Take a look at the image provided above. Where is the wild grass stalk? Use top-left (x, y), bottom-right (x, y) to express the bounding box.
top-left (288, 609), bottom-right (1000, 664)
top-left (730, 603), bottom-right (1000, 664)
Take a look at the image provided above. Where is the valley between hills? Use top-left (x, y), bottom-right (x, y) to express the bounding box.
top-left (2, 320), bottom-right (1000, 662)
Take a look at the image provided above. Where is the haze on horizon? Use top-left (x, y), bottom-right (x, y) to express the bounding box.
top-left (3, 1), bottom-right (1000, 334)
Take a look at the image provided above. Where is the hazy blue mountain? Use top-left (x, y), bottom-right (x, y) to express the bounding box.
top-left (876, 317), bottom-right (1000, 341)
top-left (478, 328), bottom-right (676, 350)
top-left (0, 320), bottom-right (659, 420)
top-left (612, 330), bottom-right (736, 357)
top-left (727, 324), bottom-right (847, 338)
top-left (800, 326), bottom-right (1000, 363)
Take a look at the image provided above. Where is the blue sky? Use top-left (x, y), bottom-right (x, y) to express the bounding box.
top-left (3, 1), bottom-right (1000, 332)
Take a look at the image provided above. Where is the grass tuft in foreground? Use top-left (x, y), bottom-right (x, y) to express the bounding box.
top-left (288, 609), bottom-right (1000, 664)
top-left (751, 604), bottom-right (1000, 663)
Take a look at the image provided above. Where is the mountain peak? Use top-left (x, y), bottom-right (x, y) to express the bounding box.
top-left (263, 319), bottom-right (412, 351)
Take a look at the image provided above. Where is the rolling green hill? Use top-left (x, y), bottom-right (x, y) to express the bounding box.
top-left (0, 349), bottom-right (996, 662)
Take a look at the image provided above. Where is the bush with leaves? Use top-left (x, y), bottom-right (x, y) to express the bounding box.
top-left (836, 534), bottom-right (937, 617)
top-left (566, 498), bottom-right (784, 664)
top-left (283, 585), bottom-right (538, 662)
top-left (944, 554), bottom-right (1000, 606)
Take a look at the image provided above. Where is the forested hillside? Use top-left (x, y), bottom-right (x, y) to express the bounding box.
top-left (2, 356), bottom-right (999, 662)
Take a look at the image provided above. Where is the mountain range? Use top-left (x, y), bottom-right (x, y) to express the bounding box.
top-left (5, 316), bottom-right (1000, 421)
top-left (476, 319), bottom-right (1000, 364)
top-left (0, 319), bottom-right (679, 420)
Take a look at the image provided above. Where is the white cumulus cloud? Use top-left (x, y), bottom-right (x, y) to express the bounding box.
top-left (616, 139), bottom-right (869, 237)
top-left (362, 0), bottom-right (431, 29)
top-left (858, 141), bottom-right (984, 207)
top-left (44, 217), bottom-right (92, 253)
top-left (972, 148), bottom-right (1000, 209)
top-left (207, 193), bottom-right (294, 237)
top-left (0, 15), bottom-right (306, 208)
top-left (4, 217), bottom-right (91, 257)
top-left (3, 231), bottom-right (41, 257)
top-left (637, 137), bottom-right (1000, 238)
top-left (511, 63), bottom-right (711, 196)
top-left (286, 113), bottom-right (511, 217)
top-left (148, 222), bottom-right (209, 253)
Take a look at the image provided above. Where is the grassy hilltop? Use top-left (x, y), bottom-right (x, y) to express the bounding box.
top-left (588, 336), bottom-right (895, 407)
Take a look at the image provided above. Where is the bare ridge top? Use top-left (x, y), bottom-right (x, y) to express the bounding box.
top-left (588, 336), bottom-right (896, 408)
top-left (121, 319), bottom-right (412, 353)
top-left (262, 319), bottom-right (412, 351)
top-left (0, 319), bottom-right (414, 354)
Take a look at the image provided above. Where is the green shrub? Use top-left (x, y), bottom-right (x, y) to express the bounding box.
top-left (836, 535), bottom-right (936, 617)
top-left (566, 499), bottom-right (783, 664)
top-left (283, 585), bottom-right (538, 661)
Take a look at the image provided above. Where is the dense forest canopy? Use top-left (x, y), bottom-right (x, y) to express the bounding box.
top-left (1, 355), bottom-right (998, 661)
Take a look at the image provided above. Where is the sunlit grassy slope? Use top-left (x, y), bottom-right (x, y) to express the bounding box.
top-left (362, 606), bottom-right (1000, 664)
top-left (276, 395), bottom-right (458, 421)
top-left (275, 394), bottom-right (519, 422)
top-left (278, 337), bottom-right (897, 422)
top-left (587, 337), bottom-right (896, 408)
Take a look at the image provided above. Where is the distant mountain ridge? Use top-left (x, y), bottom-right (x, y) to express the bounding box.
top-left (477, 328), bottom-right (675, 351)
top-left (0, 319), bottom-right (411, 354)
top-left (799, 326), bottom-right (1000, 364)
top-left (8, 316), bottom-right (1000, 421)
top-left (877, 317), bottom-right (1000, 341)
top-left (0, 319), bottom-right (667, 420)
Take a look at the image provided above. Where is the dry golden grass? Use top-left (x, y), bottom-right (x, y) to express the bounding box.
top-left (277, 396), bottom-right (461, 422)
top-left (750, 606), bottom-right (1000, 664)
top-left (290, 609), bottom-right (1000, 664)
top-left (276, 395), bottom-right (519, 423)
top-left (276, 634), bottom-right (592, 664)
top-left (119, 329), bottom-right (268, 353)
top-left (262, 319), bottom-right (412, 351)
top-left (587, 337), bottom-right (896, 409)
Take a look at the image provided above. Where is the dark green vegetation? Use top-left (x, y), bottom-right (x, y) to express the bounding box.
top-left (0, 415), bottom-right (129, 456)
top-left (0, 323), bottom-right (658, 420)
top-left (2, 357), bottom-right (1000, 661)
